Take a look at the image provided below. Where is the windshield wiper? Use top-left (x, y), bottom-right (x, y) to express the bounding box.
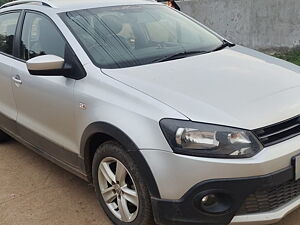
top-left (151, 41), bottom-right (235, 64)
top-left (212, 40), bottom-right (235, 52)
top-left (152, 50), bottom-right (208, 63)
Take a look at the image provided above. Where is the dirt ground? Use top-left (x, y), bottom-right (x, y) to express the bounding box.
top-left (0, 140), bottom-right (300, 225)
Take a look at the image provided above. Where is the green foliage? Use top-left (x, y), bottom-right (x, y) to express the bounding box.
top-left (0, 0), bottom-right (12, 6)
top-left (274, 50), bottom-right (300, 66)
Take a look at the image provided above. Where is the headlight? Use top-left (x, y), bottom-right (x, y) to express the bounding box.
top-left (160, 119), bottom-right (263, 158)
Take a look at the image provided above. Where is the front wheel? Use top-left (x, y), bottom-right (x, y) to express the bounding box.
top-left (92, 141), bottom-right (155, 225)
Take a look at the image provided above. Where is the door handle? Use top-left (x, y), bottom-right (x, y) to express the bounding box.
top-left (12, 75), bottom-right (22, 85)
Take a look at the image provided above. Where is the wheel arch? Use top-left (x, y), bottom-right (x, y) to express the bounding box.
top-left (80, 121), bottom-right (161, 198)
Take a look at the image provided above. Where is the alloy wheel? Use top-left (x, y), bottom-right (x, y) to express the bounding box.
top-left (98, 157), bottom-right (139, 222)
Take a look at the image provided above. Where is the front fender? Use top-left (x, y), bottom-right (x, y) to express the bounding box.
top-left (80, 121), bottom-right (161, 198)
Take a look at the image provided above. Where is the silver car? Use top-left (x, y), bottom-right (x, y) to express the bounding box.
top-left (1, 0), bottom-right (300, 224)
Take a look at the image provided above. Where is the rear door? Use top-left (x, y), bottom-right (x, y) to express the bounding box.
top-left (0, 11), bottom-right (21, 134)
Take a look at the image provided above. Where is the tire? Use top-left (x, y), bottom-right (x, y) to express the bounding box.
top-left (92, 141), bottom-right (155, 225)
top-left (0, 129), bottom-right (9, 143)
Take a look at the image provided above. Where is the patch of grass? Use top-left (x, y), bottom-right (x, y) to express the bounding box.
top-left (274, 49), bottom-right (300, 66)
top-left (0, 0), bottom-right (11, 5)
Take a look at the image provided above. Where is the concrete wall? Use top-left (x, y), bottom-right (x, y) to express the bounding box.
top-left (177, 0), bottom-right (300, 50)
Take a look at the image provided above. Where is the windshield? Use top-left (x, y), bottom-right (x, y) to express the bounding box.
top-left (61, 4), bottom-right (223, 69)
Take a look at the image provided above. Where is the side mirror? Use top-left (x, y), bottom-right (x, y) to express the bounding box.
top-left (26, 55), bottom-right (71, 76)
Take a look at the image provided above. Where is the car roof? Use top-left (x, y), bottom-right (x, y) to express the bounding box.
top-left (0, 0), bottom-right (160, 12)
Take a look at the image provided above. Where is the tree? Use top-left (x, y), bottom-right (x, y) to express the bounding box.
top-left (0, 0), bottom-right (12, 6)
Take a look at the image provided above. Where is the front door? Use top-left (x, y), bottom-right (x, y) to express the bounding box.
top-left (11, 12), bottom-right (78, 166)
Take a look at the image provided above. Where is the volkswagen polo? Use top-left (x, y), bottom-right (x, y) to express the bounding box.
top-left (1, 0), bottom-right (300, 224)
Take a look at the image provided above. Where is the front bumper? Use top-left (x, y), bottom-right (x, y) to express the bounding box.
top-left (141, 135), bottom-right (300, 200)
top-left (231, 195), bottom-right (300, 225)
top-left (152, 166), bottom-right (297, 225)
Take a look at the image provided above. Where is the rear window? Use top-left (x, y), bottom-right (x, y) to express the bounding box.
top-left (0, 12), bottom-right (20, 55)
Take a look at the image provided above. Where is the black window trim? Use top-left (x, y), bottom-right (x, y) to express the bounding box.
top-left (0, 10), bottom-right (23, 61)
top-left (14, 9), bottom-right (25, 60)
top-left (15, 9), bottom-right (86, 79)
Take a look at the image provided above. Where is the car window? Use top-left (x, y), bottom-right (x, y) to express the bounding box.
top-left (61, 5), bottom-right (223, 69)
top-left (20, 13), bottom-right (66, 60)
top-left (0, 12), bottom-right (20, 55)
top-left (145, 19), bottom-right (177, 43)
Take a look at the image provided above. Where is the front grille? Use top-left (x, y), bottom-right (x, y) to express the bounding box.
top-left (253, 116), bottom-right (300, 147)
top-left (238, 178), bottom-right (300, 215)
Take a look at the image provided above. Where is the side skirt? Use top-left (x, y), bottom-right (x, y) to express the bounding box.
top-left (0, 113), bottom-right (88, 182)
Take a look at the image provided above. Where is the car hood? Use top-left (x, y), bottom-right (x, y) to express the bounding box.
top-left (102, 46), bottom-right (300, 129)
